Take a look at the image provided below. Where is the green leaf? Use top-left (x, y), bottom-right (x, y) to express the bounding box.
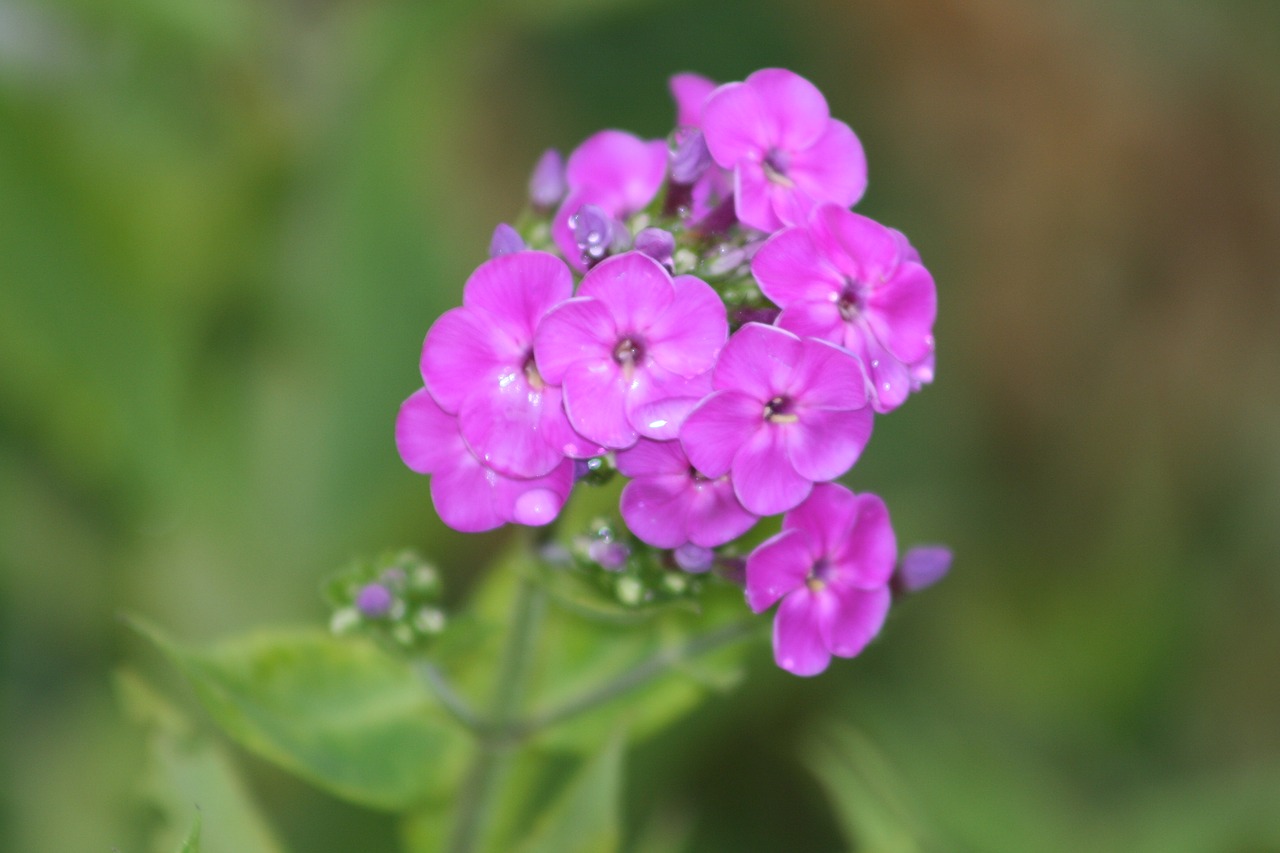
top-left (129, 617), bottom-right (469, 811)
top-left (177, 812), bottom-right (202, 853)
top-left (512, 735), bottom-right (625, 853)
top-left (115, 669), bottom-right (287, 853)
top-left (805, 724), bottom-right (935, 853)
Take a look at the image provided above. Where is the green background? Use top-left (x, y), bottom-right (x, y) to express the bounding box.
top-left (2, 0), bottom-right (1279, 850)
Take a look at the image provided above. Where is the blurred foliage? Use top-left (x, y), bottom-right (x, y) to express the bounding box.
top-left (2, 0), bottom-right (1278, 851)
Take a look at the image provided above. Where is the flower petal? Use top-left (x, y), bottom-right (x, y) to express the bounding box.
top-left (732, 162), bottom-right (784, 232)
top-left (502, 459), bottom-right (575, 528)
top-left (745, 527), bottom-right (814, 612)
top-left (578, 251), bottom-right (676, 336)
top-left (785, 406), bottom-right (873, 482)
top-left (773, 588), bottom-right (833, 676)
top-left (457, 375), bottom-right (566, 478)
top-left (864, 335), bottom-right (914, 414)
top-left (782, 483), bottom-right (861, 556)
top-left (680, 389), bottom-right (763, 478)
top-left (429, 456), bottom-right (506, 532)
top-left (395, 388), bottom-right (464, 474)
top-left (752, 226), bottom-right (844, 307)
top-left (809, 203), bottom-right (897, 283)
top-left (645, 274), bottom-right (727, 376)
top-left (561, 359), bottom-right (636, 450)
top-left (619, 474), bottom-right (689, 548)
top-left (787, 120), bottom-right (868, 211)
top-left (788, 337), bottom-right (869, 411)
top-left (775, 299), bottom-right (846, 346)
top-left (866, 260), bottom-right (937, 364)
top-left (670, 72), bottom-right (718, 127)
top-left (533, 297), bottom-right (616, 384)
top-left (820, 585), bottom-right (890, 659)
top-left (702, 81), bottom-right (769, 168)
top-left (615, 437), bottom-right (689, 478)
top-left (745, 68), bottom-right (830, 151)
top-left (732, 425), bottom-right (813, 516)
top-left (421, 308), bottom-right (518, 413)
top-left (462, 251), bottom-right (574, 338)
top-left (685, 478), bottom-right (757, 548)
top-left (712, 322), bottom-right (802, 400)
top-left (828, 492), bottom-right (897, 587)
top-left (627, 367), bottom-right (713, 440)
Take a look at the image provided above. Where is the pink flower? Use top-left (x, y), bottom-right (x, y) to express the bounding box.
top-left (746, 484), bottom-right (895, 676)
top-left (552, 130), bottom-right (668, 271)
top-left (395, 389), bottom-right (574, 533)
top-left (752, 204), bottom-right (937, 412)
top-left (701, 68), bottom-right (866, 232)
top-left (420, 251), bottom-right (600, 478)
top-left (616, 439), bottom-right (756, 550)
top-left (679, 323), bottom-right (872, 516)
top-left (534, 252), bottom-right (727, 450)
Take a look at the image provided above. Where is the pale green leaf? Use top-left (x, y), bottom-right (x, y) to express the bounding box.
top-left (129, 618), bottom-right (469, 812)
top-left (115, 669), bottom-right (286, 853)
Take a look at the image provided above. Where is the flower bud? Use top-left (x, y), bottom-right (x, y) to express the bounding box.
top-left (356, 583), bottom-right (394, 618)
top-left (570, 204), bottom-right (617, 265)
top-left (634, 227), bottom-right (675, 271)
top-left (588, 539), bottom-right (630, 571)
top-left (893, 546), bottom-right (952, 594)
top-left (528, 148), bottom-right (566, 209)
top-left (673, 543), bottom-right (714, 573)
top-left (488, 223), bottom-right (526, 258)
top-left (670, 128), bottom-right (712, 185)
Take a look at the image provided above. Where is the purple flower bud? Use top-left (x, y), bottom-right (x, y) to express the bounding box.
top-left (673, 543), bottom-right (714, 573)
top-left (894, 546), bottom-right (952, 593)
top-left (670, 129), bottom-right (712, 185)
top-left (634, 227), bottom-right (675, 270)
top-left (356, 583), bottom-right (394, 618)
top-left (570, 203), bottom-right (616, 265)
top-left (488, 223), bottom-right (526, 258)
top-left (529, 148), bottom-right (566, 208)
top-left (587, 539), bottom-right (630, 571)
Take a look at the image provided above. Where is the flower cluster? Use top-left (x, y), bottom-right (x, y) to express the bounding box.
top-left (397, 69), bottom-right (947, 675)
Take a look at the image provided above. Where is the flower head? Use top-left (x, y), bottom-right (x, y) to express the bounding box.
top-left (746, 484), bottom-right (895, 675)
top-left (679, 323), bottom-right (872, 516)
top-left (420, 251), bottom-right (600, 478)
top-left (395, 389), bottom-right (574, 532)
top-left (702, 68), bottom-right (867, 232)
top-left (534, 252), bottom-right (727, 449)
top-left (616, 438), bottom-right (756, 550)
top-left (753, 204), bottom-right (937, 412)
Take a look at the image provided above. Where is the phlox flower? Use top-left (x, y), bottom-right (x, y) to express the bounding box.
top-left (534, 252), bottom-right (727, 449)
top-left (752, 204), bottom-right (936, 412)
top-left (679, 323), bottom-right (872, 517)
top-left (746, 484), bottom-right (895, 676)
top-left (395, 389), bottom-right (574, 533)
top-left (420, 251), bottom-right (600, 479)
top-left (552, 130), bottom-right (668, 270)
top-left (616, 438), bottom-right (756, 550)
top-left (702, 68), bottom-right (866, 232)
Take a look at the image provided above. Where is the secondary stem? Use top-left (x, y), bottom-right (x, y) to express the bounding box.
top-left (446, 575), bottom-right (545, 853)
top-left (513, 619), bottom-right (761, 738)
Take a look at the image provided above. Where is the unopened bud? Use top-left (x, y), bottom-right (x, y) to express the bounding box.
top-left (488, 223), bottom-right (526, 258)
top-left (528, 148), bottom-right (566, 208)
top-left (634, 227), bottom-right (675, 271)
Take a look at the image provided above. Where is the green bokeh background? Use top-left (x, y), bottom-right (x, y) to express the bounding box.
top-left (2, 0), bottom-right (1279, 850)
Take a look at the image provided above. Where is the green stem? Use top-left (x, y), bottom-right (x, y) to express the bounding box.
top-left (416, 660), bottom-right (487, 734)
top-left (446, 576), bottom-right (545, 853)
top-left (512, 619), bottom-right (761, 739)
